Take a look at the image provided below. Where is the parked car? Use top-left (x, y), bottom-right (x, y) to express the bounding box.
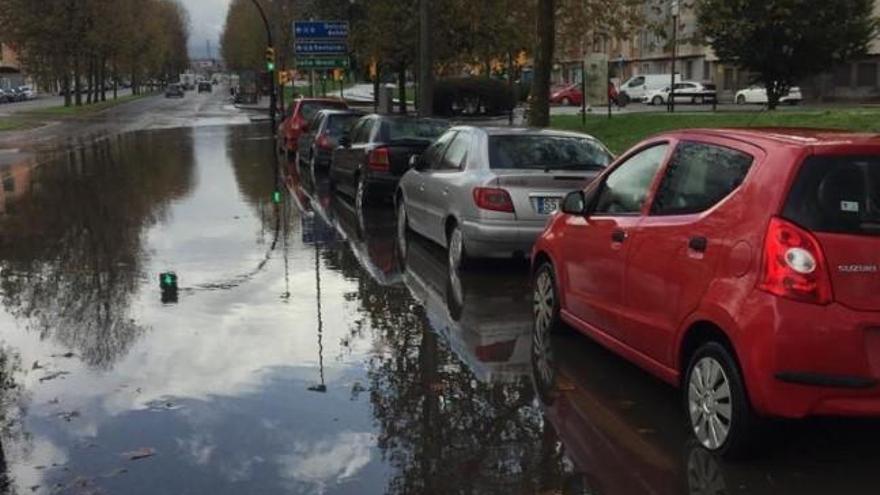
top-left (549, 84), bottom-right (583, 106)
top-left (397, 127), bottom-right (613, 270)
top-left (279, 98), bottom-right (349, 159)
top-left (17, 85), bottom-right (35, 100)
top-left (643, 81), bottom-right (717, 105)
top-left (0, 89), bottom-right (10, 104)
top-left (531, 128), bottom-right (880, 458)
top-left (4, 87), bottom-right (25, 102)
top-left (736, 85), bottom-right (802, 105)
top-left (165, 83), bottom-right (185, 98)
top-left (618, 73), bottom-right (681, 105)
top-left (295, 109), bottom-right (363, 174)
top-left (331, 115), bottom-right (450, 210)
top-left (197, 81), bottom-right (212, 93)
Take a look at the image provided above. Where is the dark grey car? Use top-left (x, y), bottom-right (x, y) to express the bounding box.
top-left (396, 127), bottom-right (613, 268)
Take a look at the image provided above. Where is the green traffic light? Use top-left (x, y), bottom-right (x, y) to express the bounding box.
top-left (272, 191), bottom-right (281, 204)
top-left (267, 62), bottom-right (275, 71)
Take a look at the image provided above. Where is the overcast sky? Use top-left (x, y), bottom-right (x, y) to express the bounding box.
top-left (182, 0), bottom-right (231, 59)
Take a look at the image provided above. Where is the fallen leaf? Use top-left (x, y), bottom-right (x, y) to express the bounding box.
top-left (123, 448), bottom-right (156, 460)
top-left (39, 371), bottom-right (70, 383)
top-left (57, 411), bottom-right (80, 422)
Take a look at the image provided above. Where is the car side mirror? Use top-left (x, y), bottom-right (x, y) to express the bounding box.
top-left (339, 135), bottom-right (351, 149)
top-left (561, 191), bottom-right (586, 215)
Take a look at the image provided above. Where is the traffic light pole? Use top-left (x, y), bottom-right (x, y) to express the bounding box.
top-left (250, 0), bottom-right (276, 134)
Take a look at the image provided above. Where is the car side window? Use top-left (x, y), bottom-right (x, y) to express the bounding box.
top-left (354, 119), bottom-right (373, 144)
top-left (651, 142), bottom-right (754, 215)
top-left (629, 77), bottom-right (644, 87)
top-left (437, 132), bottom-right (470, 170)
top-left (349, 120), bottom-right (366, 142)
top-left (593, 144), bottom-right (669, 215)
top-left (422, 131), bottom-right (456, 169)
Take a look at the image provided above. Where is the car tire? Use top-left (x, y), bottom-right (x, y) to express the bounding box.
top-left (561, 97), bottom-right (571, 106)
top-left (531, 262), bottom-right (562, 404)
top-left (447, 224), bottom-right (470, 271)
top-left (684, 341), bottom-right (757, 459)
top-left (618, 93), bottom-right (630, 106)
top-left (652, 95), bottom-right (664, 106)
top-left (787, 100), bottom-right (799, 106)
top-left (397, 200), bottom-right (410, 261)
top-left (736, 95), bottom-right (746, 105)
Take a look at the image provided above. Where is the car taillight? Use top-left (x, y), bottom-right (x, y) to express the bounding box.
top-left (758, 217), bottom-right (832, 305)
top-left (473, 187), bottom-right (514, 213)
top-left (291, 117), bottom-right (303, 132)
top-left (368, 147), bottom-right (390, 172)
top-left (316, 133), bottom-right (332, 150)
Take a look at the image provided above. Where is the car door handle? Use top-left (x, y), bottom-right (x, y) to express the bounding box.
top-left (689, 236), bottom-right (708, 253)
top-left (611, 230), bottom-right (627, 243)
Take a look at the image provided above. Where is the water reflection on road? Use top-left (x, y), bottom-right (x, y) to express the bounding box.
top-left (0, 124), bottom-right (878, 494)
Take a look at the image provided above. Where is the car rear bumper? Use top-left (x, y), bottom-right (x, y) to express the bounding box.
top-left (461, 218), bottom-right (548, 258)
top-left (738, 291), bottom-right (880, 418)
top-left (365, 172), bottom-right (403, 199)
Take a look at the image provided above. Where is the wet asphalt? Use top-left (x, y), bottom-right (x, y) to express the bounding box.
top-left (0, 89), bottom-right (879, 494)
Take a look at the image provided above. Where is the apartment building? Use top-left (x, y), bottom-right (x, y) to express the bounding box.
top-left (0, 43), bottom-right (26, 90)
top-left (557, 0), bottom-right (880, 102)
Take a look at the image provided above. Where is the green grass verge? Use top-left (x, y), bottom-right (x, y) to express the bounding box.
top-left (23, 93), bottom-right (150, 117)
top-left (284, 82), bottom-right (355, 100)
top-left (0, 118), bottom-right (41, 132)
top-left (551, 109), bottom-right (880, 154)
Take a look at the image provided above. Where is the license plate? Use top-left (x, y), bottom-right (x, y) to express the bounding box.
top-left (537, 197), bottom-right (561, 214)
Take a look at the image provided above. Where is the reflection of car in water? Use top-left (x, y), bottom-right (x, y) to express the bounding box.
top-left (402, 234), bottom-right (532, 383)
top-left (531, 329), bottom-right (880, 495)
top-left (327, 196), bottom-right (403, 286)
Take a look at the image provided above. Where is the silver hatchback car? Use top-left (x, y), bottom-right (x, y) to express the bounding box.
top-left (396, 126), bottom-right (613, 268)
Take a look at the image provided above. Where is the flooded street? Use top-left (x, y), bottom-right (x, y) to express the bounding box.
top-left (1, 109), bottom-right (880, 494)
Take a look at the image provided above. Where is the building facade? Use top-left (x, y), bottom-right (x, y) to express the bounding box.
top-left (0, 43), bottom-right (26, 90)
top-left (556, 0), bottom-right (880, 103)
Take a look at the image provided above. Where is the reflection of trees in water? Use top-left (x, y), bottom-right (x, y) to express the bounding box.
top-left (320, 248), bottom-right (570, 493)
top-left (0, 130), bottom-right (195, 369)
top-left (0, 346), bottom-right (26, 493)
top-left (226, 125), bottom-right (278, 241)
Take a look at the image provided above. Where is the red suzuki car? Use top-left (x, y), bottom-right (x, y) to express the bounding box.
top-left (531, 128), bottom-right (880, 457)
top-left (279, 98), bottom-right (348, 158)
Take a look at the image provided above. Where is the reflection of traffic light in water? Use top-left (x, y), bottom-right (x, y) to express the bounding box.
top-left (307, 241), bottom-right (326, 393)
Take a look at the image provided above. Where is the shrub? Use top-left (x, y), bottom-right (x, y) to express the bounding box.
top-left (433, 77), bottom-right (516, 117)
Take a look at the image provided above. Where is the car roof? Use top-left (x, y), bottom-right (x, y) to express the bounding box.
top-left (315, 109), bottom-right (363, 117)
top-left (460, 126), bottom-right (603, 140)
top-left (296, 98), bottom-right (346, 104)
top-left (664, 128), bottom-right (880, 149)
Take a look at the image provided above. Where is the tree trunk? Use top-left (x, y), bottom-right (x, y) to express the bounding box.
top-left (100, 60), bottom-right (107, 102)
top-left (417, 0), bottom-right (434, 117)
top-left (766, 81), bottom-right (783, 111)
top-left (528, 0), bottom-right (555, 127)
top-left (74, 55), bottom-right (82, 106)
top-left (86, 58), bottom-right (94, 104)
top-left (63, 74), bottom-right (72, 107)
top-left (397, 68), bottom-right (407, 115)
top-left (113, 64), bottom-right (118, 100)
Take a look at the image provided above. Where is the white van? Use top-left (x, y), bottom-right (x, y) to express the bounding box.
top-left (619, 74), bottom-right (681, 104)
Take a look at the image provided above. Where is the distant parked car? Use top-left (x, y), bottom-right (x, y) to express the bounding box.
top-left (295, 109), bottom-right (363, 174)
top-left (644, 81), bottom-right (717, 105)
top-left (165, 84), bottom-right (185, 98)
top-left (550, 84), bottom-right (583, 106)
top-left (618, 73), bottom-right (681, 105)
top-left (397, 127), bottom-right (613, 270)
top-left (197, 81), bottom-right (212, 93)
top-left (330, 115), bottom-right (451, 210)
top-left (17, 85), bottom-right (35, 100)
top-left (0, 89), bottom-right (10, 104)
top-left (736, 85), bottom-right (802, 105)
top-left (279, 98), bottom-right (349, 159)
top-left (531, 128), bottom-right (880, 458)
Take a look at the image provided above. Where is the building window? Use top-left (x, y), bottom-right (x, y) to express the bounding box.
top-left (723, 68), bottom-right (734, 90)
top-left (857, 62), bottom-right (877, 87)
top-left (2, 176), bottom-right (13, 193)
top-left (834, 64), bottom-right (852, 87)
top-left (685, 60), bottom-right (694, 80)
top-left (703, 61), bottom-right (711, 81)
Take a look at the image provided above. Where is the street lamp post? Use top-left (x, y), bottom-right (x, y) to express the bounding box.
top-left (250, 0), bottom-right (276, 133)
top-left (669, 0), bottom-right (679, 113)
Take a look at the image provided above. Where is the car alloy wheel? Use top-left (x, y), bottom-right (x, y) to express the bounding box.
top-left (686, 444), bottom-right (728, 495)
top-left (531, 264), bottom-right (559, 396)
top-left (653, 95), bottom-right (664, 106)
top-left (736, 95), bottom-right (746, 105)
top-left (447, 225), bottom-right (467, 270)
top-left (561, 97), bottom-right (571, 106)
top-left (688, 356), bottom-right (733, 450)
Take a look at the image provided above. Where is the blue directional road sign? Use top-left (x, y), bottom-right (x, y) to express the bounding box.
top-left (293, 21), bottom-right (349, 39)
top-left (295, 41), bottom-right (348, 56)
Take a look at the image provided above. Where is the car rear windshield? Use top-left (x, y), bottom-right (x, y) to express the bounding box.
top-left (783, 155), bottom-right (880, 236)
top-left (326, 114), bottom-right (360, 136)
top-left (488, 135), bottom-right (612, 170)
top-left (300, 101), bottom-right (347, 121)
top-left (382, 119), bottom-right (449, 142)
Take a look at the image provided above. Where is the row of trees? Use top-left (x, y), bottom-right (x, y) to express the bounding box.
top-left (0, 0), bottom-right (190, 107)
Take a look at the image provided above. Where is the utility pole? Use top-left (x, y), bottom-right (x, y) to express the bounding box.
top-left (250, 0), bottom-right (276, 133)
top-left (417, 0), bottom-right (433, 116)
top-left (669, 0), bottom-right (679, 113)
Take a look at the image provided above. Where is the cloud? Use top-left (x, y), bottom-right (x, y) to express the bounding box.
top-left (277, 432), bottom-right (376, 493)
